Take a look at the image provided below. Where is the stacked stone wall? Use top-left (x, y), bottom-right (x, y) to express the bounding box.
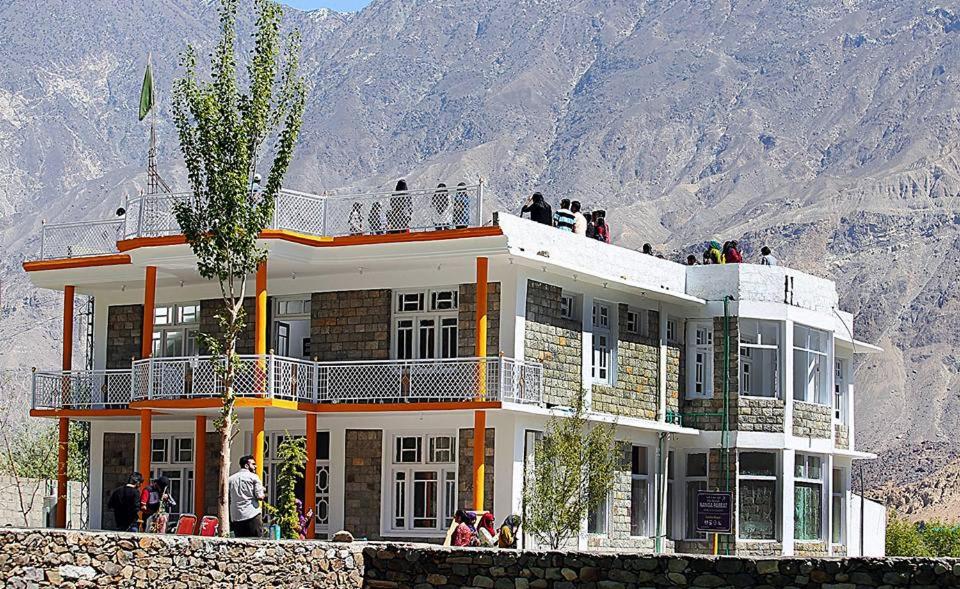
top-left (457, 428), bottom-right (495, 512)
top-left (198, 297), bottom-right (256, 355)
top-left (311, 290), bottom-right (392, 361)
top-left (835, 423), bottom-right (850, 449)
top-left (738, 397), bottom-right (785, 432)
top-left (203, 432), bottom-right (222, 518)
top-left (585, 442), bottom-right (657, 551)
top-left (793, 401), bottom-right (833, 438)
top-left (100, 433), bottom-right (135, 531)
top-left (524, 280), bottom-right (581, 406)
top-left (105, 305), bottom-right (142, 368)
top-left (591, 306), bottom-right (659, 419)
top-left (458, 283), bottom-right (501, 357)
top-left (344, 429), bottom-right (383, 540)
top-left (679, 317), bottom-right (740, 431)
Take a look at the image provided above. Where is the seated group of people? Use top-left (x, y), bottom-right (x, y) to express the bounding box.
top-left (519, 192), bottom-right (611, 243)
top-left (450, 509), bottom-right (522, 549)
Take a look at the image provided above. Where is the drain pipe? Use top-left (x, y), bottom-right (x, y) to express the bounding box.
top-left (655, 432), bottom-right (670, 553)
top-left (721, 295), bottom-right (734, 555)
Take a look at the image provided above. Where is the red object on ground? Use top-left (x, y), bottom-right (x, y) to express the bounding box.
top-left (175, 514), bottom-right (197, 535)
top-left (198, 516), bottom-right (219, 537)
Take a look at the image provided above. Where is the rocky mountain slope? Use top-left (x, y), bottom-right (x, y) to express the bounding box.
top-left (2, 0), bottom-right (960, 516)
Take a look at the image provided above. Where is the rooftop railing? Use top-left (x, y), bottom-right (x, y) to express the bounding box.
top-left (31, 355), bottom-right (541, 411)
top-left (33, 183), bottom-right (484, 261)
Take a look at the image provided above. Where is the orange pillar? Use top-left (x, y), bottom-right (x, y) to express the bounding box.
top-left (253, 408), bottom-right (265, 480)
top-left (139, 267), bottom-right (157, 490)
top-left (56, 285), bottom-right (75, 528)
top-left (304, 413), bottom-right (317, 539)
top-left (255, 261), bottom-right (267, 356)
top-left (194, 416), bottom-right (206, 517)
top-left (473, 257), bottom-right (488, 511)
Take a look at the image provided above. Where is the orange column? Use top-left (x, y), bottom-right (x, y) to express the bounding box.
top-left (56, 285), bottom-right (75, 528)
top-left (253, 409), bottom-right (265, 480)
top-left (473, 257), bottom-right (488, 511)
top-left (139, 267), bottom-right (157, 490)
top-left (253, 260), bottom-right (267, 479)
top-left (304, 414), bottom-right (317, 539)
top-left (194, 416), bottom-right (206, 517)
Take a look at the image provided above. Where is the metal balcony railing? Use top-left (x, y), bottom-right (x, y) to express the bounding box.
top-left (33, 182), bottom-right (485, 261)
top-left (31, 355), bottom-right (542, 411)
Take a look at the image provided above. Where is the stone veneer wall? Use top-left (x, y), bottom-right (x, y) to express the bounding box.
top-left (457, 428), bottom-right (495, 511)
top-left (835, 424), bottom-right (850, 449)
top-left (795, 542), bottom-right (830, 557)
top-left (585, 442), bottom-right (656, 551)
top-left (344, 430), bottom-right (383, 540)
top-left (105, 305), bottom-right (143, 368)
top-left (311, 290), bottom-right (392, 361)
top-left (591, 306), bottom-right (659, 419)
top-left (738, 397), bottom-right (786, 432)
top-left (198, 297), bottom-right (256, 355)
top-left (524, 280), bottom-right (581, 407)
top-left (0, 529), bottom-right (363, 588)
top-left (666, 344), bottom-right (681, 417)
top-left (203, 432), bottom-right (222, 518)
top-left (793, 401), bottom-right (833, 438)
top-left (0, 477), bottom-right (84, 529)
top-left (100, 433), bottom-right (136, 531)
top-left (679, 318), bottom-right (740, 431)
top-left (458, 283), bottom-right (501, 357)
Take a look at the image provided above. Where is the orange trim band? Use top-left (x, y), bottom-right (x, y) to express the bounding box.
top-left (128, 397), bottom-right (301, 411)
top-left (22, 254), bottom-right (131, 273)
top-left (117, 234), bottom-right (187, 252)
top-left (30, 409), bottom-right (142, 419)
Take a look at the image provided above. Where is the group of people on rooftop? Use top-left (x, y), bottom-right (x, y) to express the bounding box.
top-left (519, 192), bottom-right (611, 243)
top-left (675, 240), bottom-right (778, 267)
top-left (348, 179), bottom-right (473, 234)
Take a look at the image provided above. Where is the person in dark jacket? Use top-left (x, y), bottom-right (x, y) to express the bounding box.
top-left (387, 179), bottom-right (412, 233)
top-left (107, 472), bottom-right (143, 532)
top-left (520, 192), bottom-right (553, 226)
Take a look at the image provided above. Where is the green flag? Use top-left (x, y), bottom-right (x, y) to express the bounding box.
top-left (139, 62), bottom-right (153, 121)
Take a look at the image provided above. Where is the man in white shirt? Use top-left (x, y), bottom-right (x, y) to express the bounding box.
top-left (229, 454), bottom-right (266, 538)
top-left (760, 246), bottom-right (779, 266)
top-left (571, 201), bottom-right (587, 235)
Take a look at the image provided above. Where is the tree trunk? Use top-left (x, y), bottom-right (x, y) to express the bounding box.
top-left (217, 336), bottom-right (237, 537)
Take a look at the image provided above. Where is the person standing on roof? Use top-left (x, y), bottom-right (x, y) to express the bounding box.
top-left (707, 240), bottom-right (725, 264)
top-left (724, 240), bottom-right (743, 263)
top-left (760, 246), bottom-right (778, 266)
top-left (553, 199), bottom-right (575, 232)
top-left (520, 192), bottom-right (553, 226)
top-left (571, 201), bottom-right (587, 235)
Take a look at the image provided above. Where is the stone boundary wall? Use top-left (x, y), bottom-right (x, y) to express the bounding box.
top-left (0, 478), bottom-right (84, 530)
top-left (6, 528), bottom-right (960, 589)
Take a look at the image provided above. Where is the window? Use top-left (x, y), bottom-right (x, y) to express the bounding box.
top-left (394, 289), bottom-right (458, 360)
top-left (560, 293), bottom-right (577, 320)
top-left (687, 323), bottom-right (714, 399)
top-left (831, 468), bottom-right (844, 544)
top-left (834, 359), bottom-right (847, 421)
top-left (150, 434), bottom-right (195, 515)
top-left (738, 452), bottom-right (777, 540)
top-left (275, 298), bottom-right (310, 317)
top-left (685, 453), bottom-right (708, 540)
top-left (151, 438), bottom-right (169, 464)
top-left (794, 325), bottom-right (831, 404)
top-left (666, 318), bottom-right (678, 344)
top-left (630, 446), bottom-right (649, 536)
top-left (587, 482), bottom-right (609, 535)
top-left (625, 309), bottom-right (641, 335)
top-left (175, 438), bottom-right (193, 463)
top-left (152, 303), bottom-right (200, 358)
top-left (389, 433), bottom-right (457, 534)
top-left (795, 453), bottom-right (823, 541)
top-left (739, 319), bottom-right (780, 398)
top-left (592, 301), bottom-right (613, 384)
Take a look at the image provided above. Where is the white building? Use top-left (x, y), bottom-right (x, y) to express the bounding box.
top-left (25, 184), bottom-right (883, 555)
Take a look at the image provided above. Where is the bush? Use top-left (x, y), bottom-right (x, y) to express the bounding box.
top-left (886, 515), bottom-right (960, 557)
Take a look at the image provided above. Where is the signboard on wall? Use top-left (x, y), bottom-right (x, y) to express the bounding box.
top-left (696, 491), bottom-right (733, 533)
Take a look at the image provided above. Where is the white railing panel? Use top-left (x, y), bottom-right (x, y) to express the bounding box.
top-left (32, 370), bottom-right (132, 410)
top-left (322, 183), bottom-right (481, 236)
top-left (40, 220), bottom-right (124, 260)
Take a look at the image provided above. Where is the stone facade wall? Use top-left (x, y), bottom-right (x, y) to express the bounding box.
top-left (591, 306), bottom-right (659, 419)
top-left (458, 283), bottom-right (501, 357)
top-left (793, 401), bottom-right (833, 438)
top-left (795, 541), bottom-right (830, 557)
top-left (666, 344), bottom-right (681, 417)
top-left (0, 477), bottom-right (84, 529)
top-left (585, 442), bottom-right (657, 551)
top-left (311, 290), bottom-right (392, 361)
top-left (203, 432), bottom-right (222, 518)
top-left (344, 429), bottom-right (383, 540)
top-left (198, 297), bottom-right (256, 355)
top-left (678, 317), bottom-right (740, 431)
top-left (105, 305), bottom-right (142, 368)
top-left (524, 280), bottom-right (581, 407)
top-left (100, 433), bottom-right (136, 531)
top-left (365, 546), bottom-right (960, 589)
top-left (457, 428), bottom-right (495, 512)
top-left (835, 424), bottom-right (850, 449)
top-left (0, 528), bottom-right (363, 588)
top-left (738, 397), bottom-right (785, 432)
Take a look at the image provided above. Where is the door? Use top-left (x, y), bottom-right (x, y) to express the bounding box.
top-left (276, 322), bottom-right (290, 357)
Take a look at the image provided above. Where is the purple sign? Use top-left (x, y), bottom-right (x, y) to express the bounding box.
top-left (696, 491), bottom-right (732, 533)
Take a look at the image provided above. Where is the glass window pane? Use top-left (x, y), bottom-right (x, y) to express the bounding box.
top-left (808, 456), bottom-right (822, 480)
top-left (832, 468), bottom-right (842, 490)
top-left (164, 330), bottom-right (184, 357)
top-left (739, 452), bottom-right (776, 476)
top-left (739, 480), bottom-right (777, 540)
top-left (632, 447), bottom-right (648, 476)
top-left (413, 471), bottom-right (438, 528)
top-left (741, 347), bottom-right (778, 398)
top-left (831, 495), bottom-right (842, 544)
top-left (687, 454), bottom-right (707, 477)
top-left (795, 482), bottom-right (822, 540)
top-left (316, 432), bottom-right (330, 461)
top-left (686, 480), bottom-right (707, 539)
top-left (588, 494), bottom-right (608, 534)
top-left (393, 472), bottom-right (406, 528)
top-left (630, 478), bottom-right (647, 536)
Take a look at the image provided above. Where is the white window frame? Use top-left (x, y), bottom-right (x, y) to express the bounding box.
top-left (150, 434), bottom-right (195, 516)
top-left (384, 432), bottom-right (458, 536)
top-left (629, 445), bottom-right (650, 537)
top-left (591, 301), bottom-right (613, 385)
top-left (739, 319), bottom-right (781, 399)
top-left (793, 325), bottom-right (831, 405)
top-left (737, 451), bottom-right (779, 541)
top-left (587, 485), bottom-right (610, 536)
top-left (831, 467), bottom-right (845, 545)
top-left (666, 317), bottom-right (679, 344)
top-left (684, 452), bottom-right (709, 540)
top-left (834, 358), bottom-right (848, 422)
top-left (794, 453), bottom-right (824, 542)
top-left (560, 293), bottom-right (577, 320)
top-left (686, 322), bottom-right (714, 399)
top-left (392, 288), bottom-right (459, 360)
top-left (152, 302), bottom-right (200, 358)
top-left (625, 308), bottom-right (645, 336)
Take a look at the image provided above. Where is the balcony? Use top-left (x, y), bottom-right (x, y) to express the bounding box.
top-left (36, 182), bottom-right (485, 260)
top-left (31, 355), bottom-right (542, 411)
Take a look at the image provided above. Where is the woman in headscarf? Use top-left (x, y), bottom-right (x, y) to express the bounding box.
top-left (453, 182), bottom-right (470, 228)
top-left (388, 179), bottom-right (412, 233)
top-left (477, 512), bottom-right (497, 546)
top-left (497, 515), bottom-right (521, 549)
top-left (432, 182), bottom-right (450, 230)
top-left (708, 240), bottom-right (725, 264)
top-left (451, 509), bottom-right (474, 547)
